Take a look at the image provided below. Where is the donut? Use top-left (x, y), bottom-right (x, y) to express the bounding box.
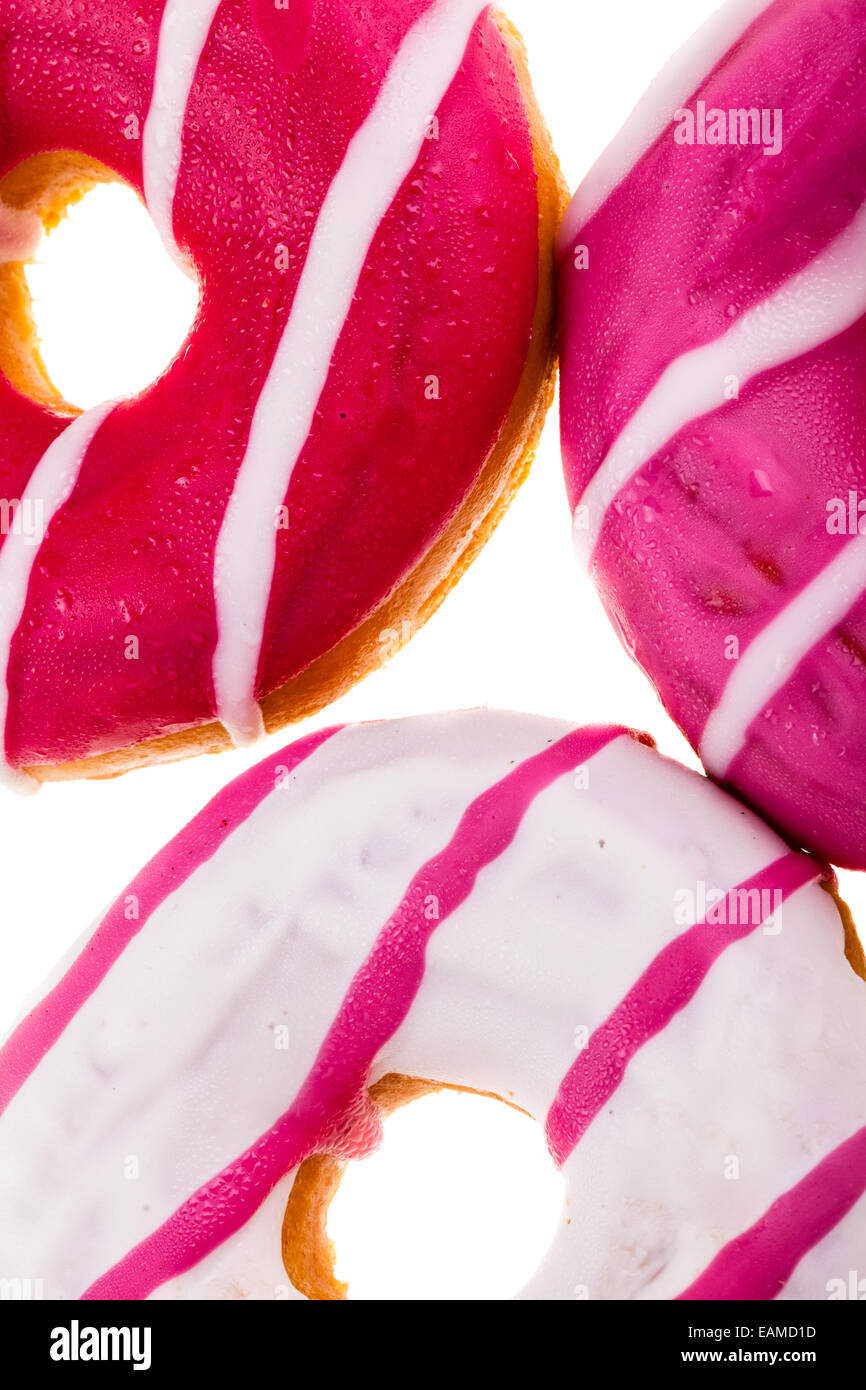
top-left (2, 709), bottom-right (863, 1301)
top-left (0, 0), bottom-right (564, 788)
top-left (558, 0), bottom-right (866, 869)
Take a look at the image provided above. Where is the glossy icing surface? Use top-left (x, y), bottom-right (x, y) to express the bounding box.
top-left (1, 710), bottom-right (863, 1301)
top-left (559, 0), bottom-right (866, 868)
top-left (0, 0), bottom-right (540, 771)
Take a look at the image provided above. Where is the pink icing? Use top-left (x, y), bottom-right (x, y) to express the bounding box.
top-left (0, 0), bottom-right (539, 769)
top-left (249, 0), bottom-right (314, 76)
top-left (546, 851), bottom-right (822, 1167)
top-left (559, 0), bottom-right (866, 868)
top-left (678, 1125), bottom-right (866, 1301)
top-left (0, 725), bottom-right (341, 1117)
top-left (79, 725), bottom-right (624, 1299)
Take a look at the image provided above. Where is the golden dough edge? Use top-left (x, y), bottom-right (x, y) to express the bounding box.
top-left (824, 882), bottom-right (866, 982)
top-left (281, 1073), bottom-right (527, 1302)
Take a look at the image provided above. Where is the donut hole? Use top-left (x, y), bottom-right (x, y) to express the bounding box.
top-left (0, 153), bottom-right (198, 412)
top-left (283, 1077), bottom-right (565, 1301)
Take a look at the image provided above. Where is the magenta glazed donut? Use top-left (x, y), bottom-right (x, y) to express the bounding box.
top-left (559, 0), bottom-right (866, 868)
top-left (0, 0), bottom-right (563, 785)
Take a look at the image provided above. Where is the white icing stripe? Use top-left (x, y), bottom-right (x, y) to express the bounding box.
top-left (701, 533), bottom-right (866, 777)
top-left (558, 0), bottom-right (776, 250)
top-left (574, 197), bottom-right (866, 562)
top-left (0, 403), bottom-right (115, 793)
top-left (142, 0), bottom-right (223, 272)
top-left (211, 0), bottom-right (488, 749)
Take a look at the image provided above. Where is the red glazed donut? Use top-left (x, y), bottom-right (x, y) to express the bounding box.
top-left (0, 0), bottom-right (563, 784)
top-left (559, 0), bottom-right (866, 870)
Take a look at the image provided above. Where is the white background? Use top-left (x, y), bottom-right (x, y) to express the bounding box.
top-left (4, 0), bottom-right (862, 1299)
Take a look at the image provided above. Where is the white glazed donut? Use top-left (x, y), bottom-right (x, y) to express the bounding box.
top-left (1, 710), bottom-right (864, 1300)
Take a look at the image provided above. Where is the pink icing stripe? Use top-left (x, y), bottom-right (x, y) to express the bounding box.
top-left (81, 724), bottom-right (626, 1300)
top-left (678, 1125), bottom-right (866, 1301)
top-left (0, 726), bottom-right (342, 1117)
top-left (546, 852), bottom-right (821, 1167)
